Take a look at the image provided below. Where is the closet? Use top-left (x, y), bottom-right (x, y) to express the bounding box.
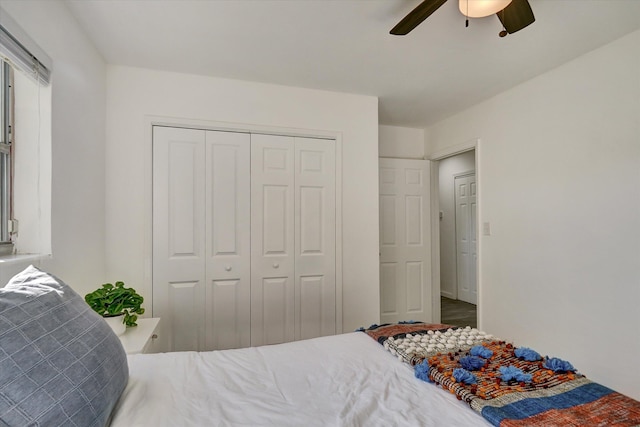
top-left (152, 126), bottom-right (336, 352)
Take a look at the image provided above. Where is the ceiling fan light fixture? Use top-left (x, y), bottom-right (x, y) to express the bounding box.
top-left (459, 0), bottom-right (513, 18)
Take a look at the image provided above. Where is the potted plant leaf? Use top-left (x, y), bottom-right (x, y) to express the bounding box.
top-left (85, 281), bottom-right (145, 336)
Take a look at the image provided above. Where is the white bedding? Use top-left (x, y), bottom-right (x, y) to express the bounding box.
top-left (110, 332), bottom-right (491, 426)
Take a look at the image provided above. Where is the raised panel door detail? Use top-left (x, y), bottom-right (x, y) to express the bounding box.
top-left (459, 182), bottom-right (467, 197)
top-left (380, 167), bottom-right (395, 184)
top-left (405, 168), bottom-right (422, 186)
top-left (206, 131), bottom-right (250, 268)
top-left (168, 141), bottom-right (200, 257)
top-left (406, 261), bottom-right (424, 313)
top-left (210, 145), bottom-right (240, 256)
top-left (261, 277), bottom-right (294, 345)
top-left (300, 150), bottom-right (323, 173)
top-left (299, 275), bottom-right (322, 340)
top-left (263, 148), bottom-right (288, 171)
top-left (405, 195), bottom-right (423, 246)
top-left (380, 195), bottom-right (397, 246)
top-left (300, 186), bottom-right (323, 254)
top-left (262, 185), bottom-right (289, 255)
top-left (205, 279), bottom-right (249, 350)
top-left (168, 281), bottom-right (200, 351)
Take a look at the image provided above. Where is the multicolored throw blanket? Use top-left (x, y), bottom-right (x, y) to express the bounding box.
top-left (361, 322), bottom-right (640, 426)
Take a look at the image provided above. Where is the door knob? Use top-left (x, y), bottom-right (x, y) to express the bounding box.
top-left (272, 263), bottom-right (279, 269)
top-left (225, 266), bottom-right (232, 271)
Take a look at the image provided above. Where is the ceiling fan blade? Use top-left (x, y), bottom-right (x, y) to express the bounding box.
top-left (390, 0), bottom-right (449, 35)
top-left (497, 0), bottom-right (535, 34)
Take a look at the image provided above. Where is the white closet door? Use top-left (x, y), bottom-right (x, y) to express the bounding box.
top-left (379, 158), bottom-right (432, 324)
top-left (154, 127), bottom-right (337, 350)
top-left (153, 126), bottom-right (206, 352)
top-left (251, 134), bottom-right (296, 346)
top-left (295, 137), bottom-right (336, 340)
top-left (204, 131), bottom-right (251, 350)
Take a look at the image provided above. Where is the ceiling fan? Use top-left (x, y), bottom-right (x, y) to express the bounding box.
top-left (390, 0), bottom-right (535, 37)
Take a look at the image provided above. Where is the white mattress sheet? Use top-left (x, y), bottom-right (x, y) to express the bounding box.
top-left (110, 332), bottom-right (491, 426)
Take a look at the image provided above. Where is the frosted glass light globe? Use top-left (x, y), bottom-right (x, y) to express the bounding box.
top-left (459, 0), bottom-right (513, 18)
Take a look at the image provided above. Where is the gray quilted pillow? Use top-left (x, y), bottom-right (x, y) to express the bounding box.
top-left (0, 265), bottom-right (128, 427)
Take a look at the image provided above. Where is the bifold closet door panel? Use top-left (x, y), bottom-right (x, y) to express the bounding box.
top-left (204, 131), bottom-right (251, 350)
top-left (152, 126), bottom-right (206, 352)
top-left (295, 137), bottom-right (336, 340)
top-left (250, 134), bottom-right (296, 347)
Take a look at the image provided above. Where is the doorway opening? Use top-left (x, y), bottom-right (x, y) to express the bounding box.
top-left (436, 150), bottom-right (477, 328)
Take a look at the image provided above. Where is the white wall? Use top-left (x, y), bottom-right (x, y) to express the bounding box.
top-left (1, 0), bottom-right (107, 296)
top-left (105, 65), bottom-right (379, 332)
top-left (426, 30), bottom-right (640, 399)
top-left (438, 151), bottom-right (475, 299)
top-left (379, 125), bottom-right (425, 159)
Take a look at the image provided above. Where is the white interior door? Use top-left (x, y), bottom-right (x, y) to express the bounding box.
top-left (251, 134), bottom-right (296, 346)
top-left (295, 137), bottom-right (336, 340)
top-left (455, 173), bottom-right (477, 305)
top-left (379, 158), bottom-right (432, 324)
top-left (154, 127), bottom-right (337, 350)
top-left (152, 126), bottom-right (206, 352)
top-left (204, 130), bottom-right (251, 350)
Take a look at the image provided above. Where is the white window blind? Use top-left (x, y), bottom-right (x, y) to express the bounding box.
top-left (0, 22), bottom-right (50, 85)
top-left (0, 11), bottom-right (52, 253)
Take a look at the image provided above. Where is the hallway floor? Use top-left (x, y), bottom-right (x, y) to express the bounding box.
top-left (441, 296), bottom-right (477, 329)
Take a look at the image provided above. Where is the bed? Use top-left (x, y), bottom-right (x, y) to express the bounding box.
top-left (2, 266), bottom-right (640, 427)
top-left (111, 331), bottom-right (489, 426)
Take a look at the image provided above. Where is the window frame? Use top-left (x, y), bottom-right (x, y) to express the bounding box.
top-left (0, 60), bottom-right (12, 250)
top-left (0, 14), bottom-right (52, 257)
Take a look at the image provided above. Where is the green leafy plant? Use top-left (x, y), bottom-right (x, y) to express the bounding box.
top-left (85, 282), bottom-right (145, 327)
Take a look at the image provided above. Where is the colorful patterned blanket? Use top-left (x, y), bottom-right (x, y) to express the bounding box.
top-left (361, 323), bottom-right (640, 426)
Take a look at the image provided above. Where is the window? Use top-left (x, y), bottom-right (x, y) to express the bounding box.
top-left (0, 17), bottom-right (52, 257)
top-left (0, 60), bottom-right (12, 254)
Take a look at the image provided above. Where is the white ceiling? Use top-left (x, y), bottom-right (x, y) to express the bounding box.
top-left (65, 0), bottom-right (640, 128)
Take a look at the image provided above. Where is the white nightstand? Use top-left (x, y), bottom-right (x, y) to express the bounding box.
top-left (118, 317), bottom-right (160, 355)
